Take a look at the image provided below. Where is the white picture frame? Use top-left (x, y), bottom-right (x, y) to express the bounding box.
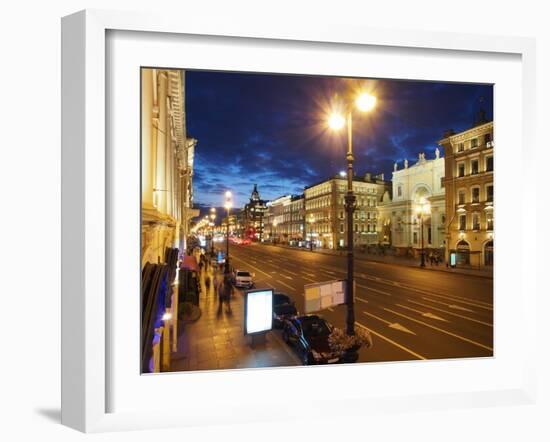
top-left (61, 9), bottom-right (537, 433)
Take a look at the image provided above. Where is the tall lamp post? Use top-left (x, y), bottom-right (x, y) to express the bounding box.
top-left (328, 91), bottom-right (376, 336)
top-left (308, 214), bottom-right (314, 251)
top-left (224, 191), bottom-right (233, 274)
top-left (415, 197), bottom-right (431, 267)
top-left (209, 207), bottom-right (216, 255)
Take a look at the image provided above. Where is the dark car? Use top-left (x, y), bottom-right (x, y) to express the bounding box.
top-left (272, 293), bottom-right (298, 328)
top-left (282, 315), bottom-right (342, 365)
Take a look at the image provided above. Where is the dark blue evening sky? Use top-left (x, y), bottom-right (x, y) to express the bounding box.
top-left (185, 70), bottom-right (493, 209)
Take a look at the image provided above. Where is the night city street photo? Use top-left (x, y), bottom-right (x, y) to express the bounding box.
top-left (140, 68), bottom-right (494, 374)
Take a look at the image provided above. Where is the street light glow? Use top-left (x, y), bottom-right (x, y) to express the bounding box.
top-left (339, 170), bottom-right (346, 177)
top-left (356, 92), bottom-right (377, 112)
top-left (328, 113), bottom-right (346, 130)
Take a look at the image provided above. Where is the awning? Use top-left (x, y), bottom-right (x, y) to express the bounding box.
top-left (180, 255), bottom-right (198, 272)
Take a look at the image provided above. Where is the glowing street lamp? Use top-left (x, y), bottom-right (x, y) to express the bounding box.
top-left (308, 214), bottom-right (315, 252)
top-left (415, 197), bottom-right (431, 267)
top-left (224, 191), bottom-right (233, 273)
top-left (209, 208), bottom-right (217, 254)
top-left (327, 91), bottom-right (376, 336)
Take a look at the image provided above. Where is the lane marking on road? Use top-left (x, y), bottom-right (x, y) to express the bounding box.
top-left (282, 275), bottom-right (293, 280)
top-left (363, 311), bottom-right (416, 335)
top-left (231, 255), bottom-right (273, 279)
top-left (382, 307), bottom-right (493, 352)
top-left (284, 270), bottom-right (300, 276)
top-left (327, 307), bottom-right (334, 312)
top-left (356, 297), bottom-right (368, 304)
top-left (408, 299), bottom-right (493, 327)
top-left (303, 276), bottom-right (317, 283)
top-left (355, 322), bottom-right (426, 360)
top-left (303, 272), bottom-right (317, 278)
top-left (395, 304), bottom-right (449, 322)
top-left (357, 274), bottom-right (493, 310)
top-left (356, 284), bottom-right (392, 296)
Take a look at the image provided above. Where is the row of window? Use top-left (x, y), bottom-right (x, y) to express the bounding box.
top-left (455, 133), bottom-right (493, 153)
top-left (458, 212), bottom-right (494, 231)
top-left (457, 184), bottom-right (493, 205)
top-left (456, 155), bottom-right (493, 177)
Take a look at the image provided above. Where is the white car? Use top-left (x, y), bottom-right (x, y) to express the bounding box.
top-left (232, 270), bottom-right (254, 288)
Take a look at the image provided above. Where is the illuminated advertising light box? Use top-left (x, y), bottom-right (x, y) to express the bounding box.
top-left (450, 252), bottom-right (457, 268)
top-left (244, 288), bottom-right (273, 335)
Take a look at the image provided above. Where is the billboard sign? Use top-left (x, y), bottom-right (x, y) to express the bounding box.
top-left (244, 288), bottom-right (274, 335)
top-left (303, 280), bottom-right (346, 313)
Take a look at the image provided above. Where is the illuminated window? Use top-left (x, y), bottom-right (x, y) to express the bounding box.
top-left (457, 142), bottom-right (464, 152)
top-left (471, 159), bottom-right (479, 175)
top-left (471, 138), bottom-right (479, 148)
top-left (459, 214), bottom-right (466, 231)
top-left (486, 185), bottom-right (494, 202)
top-left (458, 190), bottom-right (465, 205)
top-left (486, 156), bottom-right (493, 172)
top-left (472, 213), bottom-right (480, 231)
top-left (472, 187), bottom-right (480, 203)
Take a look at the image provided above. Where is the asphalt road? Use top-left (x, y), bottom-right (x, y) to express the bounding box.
top-left (223, 242), bottom-right (494, 364)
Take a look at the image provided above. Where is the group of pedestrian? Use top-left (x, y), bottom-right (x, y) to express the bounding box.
top-left (216, 271), bottom-right (233, 315)
top-left (427, 250), bottom-right (442, 266)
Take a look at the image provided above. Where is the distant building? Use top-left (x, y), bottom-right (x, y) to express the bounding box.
top-left (242, 184), bottom-right (268, 241)
top-left (264, 194), bottom-right (305, 245)
top-left (439, 120), bottom-right (494, 267)
top-left (378, 149), bottom-right (446, 256)
top-left (304, 173), bottom-right (391, 249)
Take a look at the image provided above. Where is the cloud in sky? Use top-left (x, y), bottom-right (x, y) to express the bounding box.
top-left (186, 70), bottom-right (493, 208)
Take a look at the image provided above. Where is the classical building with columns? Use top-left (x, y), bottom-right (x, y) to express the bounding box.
top-left (439, 119), bottom-right (494, 268)
top-left (378, 149), bottom-right (446, 256)
top-left (140, 68), bottom-right (198, 372)
top-left (141, 68), bottom-right (198, 267)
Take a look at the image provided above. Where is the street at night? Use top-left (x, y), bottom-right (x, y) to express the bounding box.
top-left (140, 68), bottom-right (494, 373)
top-left (224, 242), bottom-right (493, 364)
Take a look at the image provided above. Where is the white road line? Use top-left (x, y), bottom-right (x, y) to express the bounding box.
top-left (303, 276), bottom-right (317, 283)
top-left (327, 307), bottom-right (334, 312)
top-left (408, 299), bottom-right (493, 327)
top-left (421, 297), bottom-right (476, 313)
top-left (282, 275), bottom-right (293, 280)
top-left (232, 255), bottom-right (273, 279)
top-left (359, 274), bottom-right (493, 310)
top-left (395, 304), bottom-right (449, 322)
top-left (355, 322), bottom-right (426, 360)
top-left (383, 307), bottom-right (493, 352)
top-left (356, 283), bottom-right (392, 296)
top-left (284, 270), bottom-right (300, 276)
top-left (303, 272), bottom-right (316, 278)
top-left (356, 297), bottom-right (368, 304)
top-left (363, 311), bottom-right (416, 335)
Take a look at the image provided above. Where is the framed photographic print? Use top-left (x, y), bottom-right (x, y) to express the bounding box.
top-left (61, 9), bottom-right (537, 433)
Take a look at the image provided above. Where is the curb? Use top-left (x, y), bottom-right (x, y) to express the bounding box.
top-left (257, 243), bottom-right (493, 280)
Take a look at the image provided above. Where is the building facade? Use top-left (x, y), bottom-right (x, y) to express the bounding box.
top-left (141, 68), bottom-right (198, 371)
top-left (242, 184), bottom-right (268, 241)
top-left (378, 150), bottom-right (446, 256)
top-left (141, 68), bottom-right (198, 266)
top-left (304, 173), bottom-right (391, 250)
top-left (439, 120), bottom-right (494, 267)
top-left (264, 194), bottom-right (305, 245)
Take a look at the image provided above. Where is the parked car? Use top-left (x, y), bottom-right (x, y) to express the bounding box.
top-left (282, 315), bottom-right (342, 365)
top-left (232, 269), bottom-right (254, 288)
top-left (272, 293), bottom-right (298, 328)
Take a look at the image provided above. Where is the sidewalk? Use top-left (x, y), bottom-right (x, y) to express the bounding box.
top-left (167, 264), bottom-right (300, 372)
top-left (262, 243), bottom-right (493, 279)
